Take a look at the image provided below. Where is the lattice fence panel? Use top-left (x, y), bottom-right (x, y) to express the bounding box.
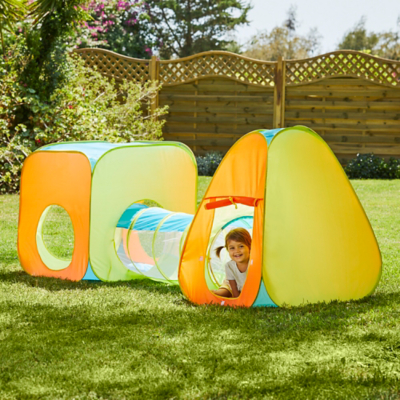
top-left (75, 48), bottom-right (150, 82)
top-left (159, 52), bottom-right (275, 87)
top-left (286, 51), bottom-right (400, 87)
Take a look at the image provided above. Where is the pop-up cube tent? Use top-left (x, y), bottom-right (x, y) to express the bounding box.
top-left (18, 126), bottom-right (382, 307)
top-left (179, 126), bottom-right (382, 307)
top-left (18, 141), bottom-right (197, 282)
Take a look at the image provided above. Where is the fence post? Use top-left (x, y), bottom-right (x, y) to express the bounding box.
top-left (273, 56), bottom-right (286, 128)
top-left (149, 55), bottom-right (159, 117)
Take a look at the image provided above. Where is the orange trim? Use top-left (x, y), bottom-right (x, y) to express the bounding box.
top-left (204, 196), bottom-right (263, 210)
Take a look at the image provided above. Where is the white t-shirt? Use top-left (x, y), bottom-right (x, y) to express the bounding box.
top-left (225, 260), bottom-right (248, 291)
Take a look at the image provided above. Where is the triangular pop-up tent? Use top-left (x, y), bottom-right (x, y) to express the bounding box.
top-left (179, 126), bottom-right (382, 307)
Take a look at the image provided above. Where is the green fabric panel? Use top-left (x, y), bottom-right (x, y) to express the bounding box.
top-left (89, 145), bottom-right (197, 281)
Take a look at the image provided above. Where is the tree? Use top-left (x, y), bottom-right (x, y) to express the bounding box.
top-left (79, 0), bottom-right (155, 59)
top-left (244, 7), bottom-right (321, 61)
top-left (147, 0), bottom-right (251, 59)
top-left (338, 17), bottom-right (379, 52)
top-left (21, 0), bottom-right (90, 95)
top-left (378, 29), bottom-right (400, 60)
top-left (338, 16), bottom-right (400, 60)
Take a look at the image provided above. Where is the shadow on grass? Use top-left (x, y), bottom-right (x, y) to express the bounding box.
top-left (0, 267), bottom-right (183, 294)
top-left (2, 267), bottom-right (400, 341)
top-left (2, 267), bottom-right (400, 398)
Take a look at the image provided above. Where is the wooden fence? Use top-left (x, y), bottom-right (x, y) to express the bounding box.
top-left (75, 48), bottom-right (400, 162)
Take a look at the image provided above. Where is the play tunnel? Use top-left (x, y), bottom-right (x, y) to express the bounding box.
top-left (115, 202), bottom-right (254, 289)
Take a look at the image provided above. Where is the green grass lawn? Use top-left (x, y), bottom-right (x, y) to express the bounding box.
top-left (1, 178), bottom-right (400, 399)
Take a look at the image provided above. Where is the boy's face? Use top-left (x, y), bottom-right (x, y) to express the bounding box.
top-left (227, 240), bottom-right (250, 265)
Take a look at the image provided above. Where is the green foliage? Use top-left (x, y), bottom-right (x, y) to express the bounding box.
top-left (0, 0), bottom-right (25, 54)
top-left (148, 0), bottom-right (251, 59)
top-left (2, 180), bottom-right (400, 398)
top-left (345, 153), bottom-right (400, 179)
top-left (196, 151), bottom-right (224, 177)
top-left (0, 50), bottom-right (167, 193)
top-left (338, 17), bottom-right (380, 53)
top-left (22, 0), bottom-right (90, 96)
top-left (0, 0), bottom-right (167, 195)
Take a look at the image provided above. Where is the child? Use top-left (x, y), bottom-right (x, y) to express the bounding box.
top-left (212, 228), bottom-right (251, 298)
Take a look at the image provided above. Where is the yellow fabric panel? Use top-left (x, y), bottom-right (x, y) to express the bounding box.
top-left (179, 132), bottom-right (268, 307)
top-left (263, 127), bottom-right (381, 306)
top-left (18, 152), bottom-right (91, 281)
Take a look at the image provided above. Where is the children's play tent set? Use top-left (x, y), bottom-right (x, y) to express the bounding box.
top-left (18, 126), bottom-right (382, 307)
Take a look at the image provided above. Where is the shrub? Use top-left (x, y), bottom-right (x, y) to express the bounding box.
top-left (196, 151), bottom-right (224, 176)
top-left (344, 153), bottom-right (400, 179)
top-left (0, 51), bottom-right (167, 194)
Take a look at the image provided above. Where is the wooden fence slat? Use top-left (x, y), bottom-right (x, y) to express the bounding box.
top-left (273, 56), bottom-right (286, 128)
top-left (164, 115), bottom-right (274, 124)
top-left (164, 123), bottom-right (273, 134)
top-left (285, 100), bottom-right (400, 109)
top-left (167, 106), bottom-right (274, 114)
top-left (159, 95), bottom-right (274, 102)
top-left (285, 111), bottom-right (400, 120)
top-left (286, 89), bottom-right (400, 97)
top-left (149, 55), bottom-right (159, 116)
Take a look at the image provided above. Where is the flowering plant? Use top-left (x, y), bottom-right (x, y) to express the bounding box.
top-left (79, 0), bottom-right (155, 58)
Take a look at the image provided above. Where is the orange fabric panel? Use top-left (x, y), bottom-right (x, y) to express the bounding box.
top-left (206, 133), bottom-right (267, 200)
top-left (18, 152), bottom-right (91, 280)
top-left (179, 132), bottom-right (268, 307)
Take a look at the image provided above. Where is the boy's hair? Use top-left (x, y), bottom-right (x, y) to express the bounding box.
top-left (215, 228), bottom-right (252, 258)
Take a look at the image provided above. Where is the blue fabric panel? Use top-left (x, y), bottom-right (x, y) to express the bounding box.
top-left (133, 207), bottom-right (171, 231)
top-left (39, 142), bottom-right (152, 172)
top-left (82, 261), bottom-right (100, 281)
top-left (252, 280), bottom-right (278, 307)
top-left (117, 204), bottom-right (149, 228)
top-left (159, 213), bottom-right (194, 232)
top-left (259, 128), bottom-right (283, 146)
top-left (40, 142), bottom-right (121, 171)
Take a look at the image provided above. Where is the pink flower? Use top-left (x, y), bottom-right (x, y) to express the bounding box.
top-left (117, 1), bottom-right (128, 10)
